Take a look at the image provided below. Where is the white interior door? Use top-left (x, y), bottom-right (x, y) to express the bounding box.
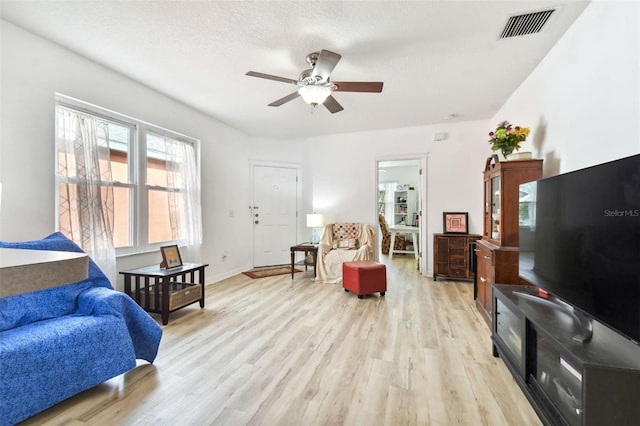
top-left (252, 165), bottom-right (298, 267)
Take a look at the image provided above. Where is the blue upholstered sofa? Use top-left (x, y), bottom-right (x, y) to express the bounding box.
top-left (0, 233), bottom-right (163, 425)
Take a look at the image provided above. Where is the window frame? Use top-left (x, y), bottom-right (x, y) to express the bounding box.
top-left (55, 94), bottom-right (200, 257)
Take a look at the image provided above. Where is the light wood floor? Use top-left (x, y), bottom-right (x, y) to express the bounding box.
top-left (22, 257), bottom-right (541, 426)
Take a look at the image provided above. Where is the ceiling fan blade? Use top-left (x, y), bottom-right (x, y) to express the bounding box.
top-left (312, 50), bottom-right (342, 81)
top-left (268, 92), bottom-right (300, 107)
top-left (246, 71), bottom-right (299, 85)
top-left (332, 81), bottom-right (384, 93)
top-left (323, 95), bottom-right (344, 114)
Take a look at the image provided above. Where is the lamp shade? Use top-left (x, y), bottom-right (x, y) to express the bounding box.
top-left (298, 85), bottom-right (331, 105)
top-left (306, 213), bottom-right (324, 228)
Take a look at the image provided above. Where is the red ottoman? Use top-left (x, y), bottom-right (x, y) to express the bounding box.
top-left (342, 260), bottom-right (386, 299)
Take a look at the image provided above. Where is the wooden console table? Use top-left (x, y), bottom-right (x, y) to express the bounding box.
top-left (290, 243), bottom-right (318, 279)
top-left (120, 263), bottom-right (208, 325)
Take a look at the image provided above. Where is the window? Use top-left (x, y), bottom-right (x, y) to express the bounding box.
top-left (55, 96), bottom-right (201, 255)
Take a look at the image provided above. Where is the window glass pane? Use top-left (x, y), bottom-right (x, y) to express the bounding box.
top-left (56, 108), bottom-right (131, 183)
top-left (113, 186), bottom-right (131, 248)
top-left (148, 189), bottom-right (172, 244)
top-left (58, 183), bottom-right (131, 248)
top-left (110, 150), bottom-right (129, 183)
top-left (56, 108), bottom-right (79, 178)
top-left (146, 133), bottom-right (187, 188)
top-left (107, 123), bottom-right (130, 183)
top-left (147, 157), bottom-right (168, 187)
top-left (58, 182), bottom-right (76, 237)
top-left (147, 133), bottom-right (167, 186)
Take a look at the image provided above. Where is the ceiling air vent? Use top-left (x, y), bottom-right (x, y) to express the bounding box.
top-left (500, 9), bottom-right (555, 38)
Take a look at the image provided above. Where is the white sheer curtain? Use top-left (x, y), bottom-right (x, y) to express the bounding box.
top-left (57, 108), bottom-right (117, 283)
top-left (164, 136), bottom-right (202, 246)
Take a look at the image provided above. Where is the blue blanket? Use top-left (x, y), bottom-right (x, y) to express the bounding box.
top-left (0, 232), bottom-right (162, 425)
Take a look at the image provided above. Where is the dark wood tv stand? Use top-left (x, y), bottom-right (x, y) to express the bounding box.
top-left (492, 283), bottom-right (640, 425)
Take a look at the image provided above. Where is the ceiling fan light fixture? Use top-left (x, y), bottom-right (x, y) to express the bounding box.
top-left (298, 85), bottom-right (331, 106)
top-left (246, 49), bottom-right (382, 113)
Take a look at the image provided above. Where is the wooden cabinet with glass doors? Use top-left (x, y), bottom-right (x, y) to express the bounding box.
top-left (475, 155), bottom-right (542, 326)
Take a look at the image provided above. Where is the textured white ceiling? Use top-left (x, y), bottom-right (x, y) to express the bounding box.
top-left (0, 1), bottom-right (590, 140)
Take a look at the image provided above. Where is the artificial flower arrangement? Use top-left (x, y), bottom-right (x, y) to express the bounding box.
top-left (488, 120), bottom-right (530, 158)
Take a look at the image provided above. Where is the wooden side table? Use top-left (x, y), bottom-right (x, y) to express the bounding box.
top-left (120, 263), bottom-right (208, 325)
top-left (290, 243), bottom-right (318, 279)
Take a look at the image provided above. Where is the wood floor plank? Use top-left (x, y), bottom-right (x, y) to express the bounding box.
top-left (19, 256), bottom-right (541, 426)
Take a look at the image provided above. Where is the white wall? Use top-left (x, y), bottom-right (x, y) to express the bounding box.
top-left (492, 1), bottom-right (640, 174)
top-left (380, 166), bottom-right (420, 190)
top-left (306, 120), bottom-right (492, 275)
top-left (0, 21), bottom-right (305, 288)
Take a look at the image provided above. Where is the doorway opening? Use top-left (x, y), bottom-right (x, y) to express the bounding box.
top-left (376, 157), bottom-right (427, 275)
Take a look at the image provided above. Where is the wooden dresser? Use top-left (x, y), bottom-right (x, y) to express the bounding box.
top-left (433, 233), bottom-right (481, 281)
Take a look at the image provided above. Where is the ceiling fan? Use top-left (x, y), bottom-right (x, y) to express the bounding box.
top-left (246, 49), bottom-right (383, 113)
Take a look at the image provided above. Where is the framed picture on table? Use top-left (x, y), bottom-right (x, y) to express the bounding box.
top-left (443, 212), bottom-right (468, 234)
top-left (160, 244), bottom-right (183, 269)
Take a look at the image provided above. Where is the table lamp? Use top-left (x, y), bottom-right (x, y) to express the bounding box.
top-left (306, 213), bottom-right (324, 244)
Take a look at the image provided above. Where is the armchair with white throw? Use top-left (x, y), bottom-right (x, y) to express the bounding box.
top-left (317, 223), bottom-right (375, 283)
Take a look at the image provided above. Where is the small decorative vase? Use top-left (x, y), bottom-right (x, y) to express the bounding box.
top-left (501, 148), bottom-right (515, 160)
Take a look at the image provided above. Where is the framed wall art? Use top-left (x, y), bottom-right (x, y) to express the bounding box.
top-left (443, 212), bottom-right (469, 234)
top-left (160, 244), bottom-right (183, 269)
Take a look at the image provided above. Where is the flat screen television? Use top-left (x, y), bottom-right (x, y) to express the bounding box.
top-left (519, 154), bottom-right (640, 345)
